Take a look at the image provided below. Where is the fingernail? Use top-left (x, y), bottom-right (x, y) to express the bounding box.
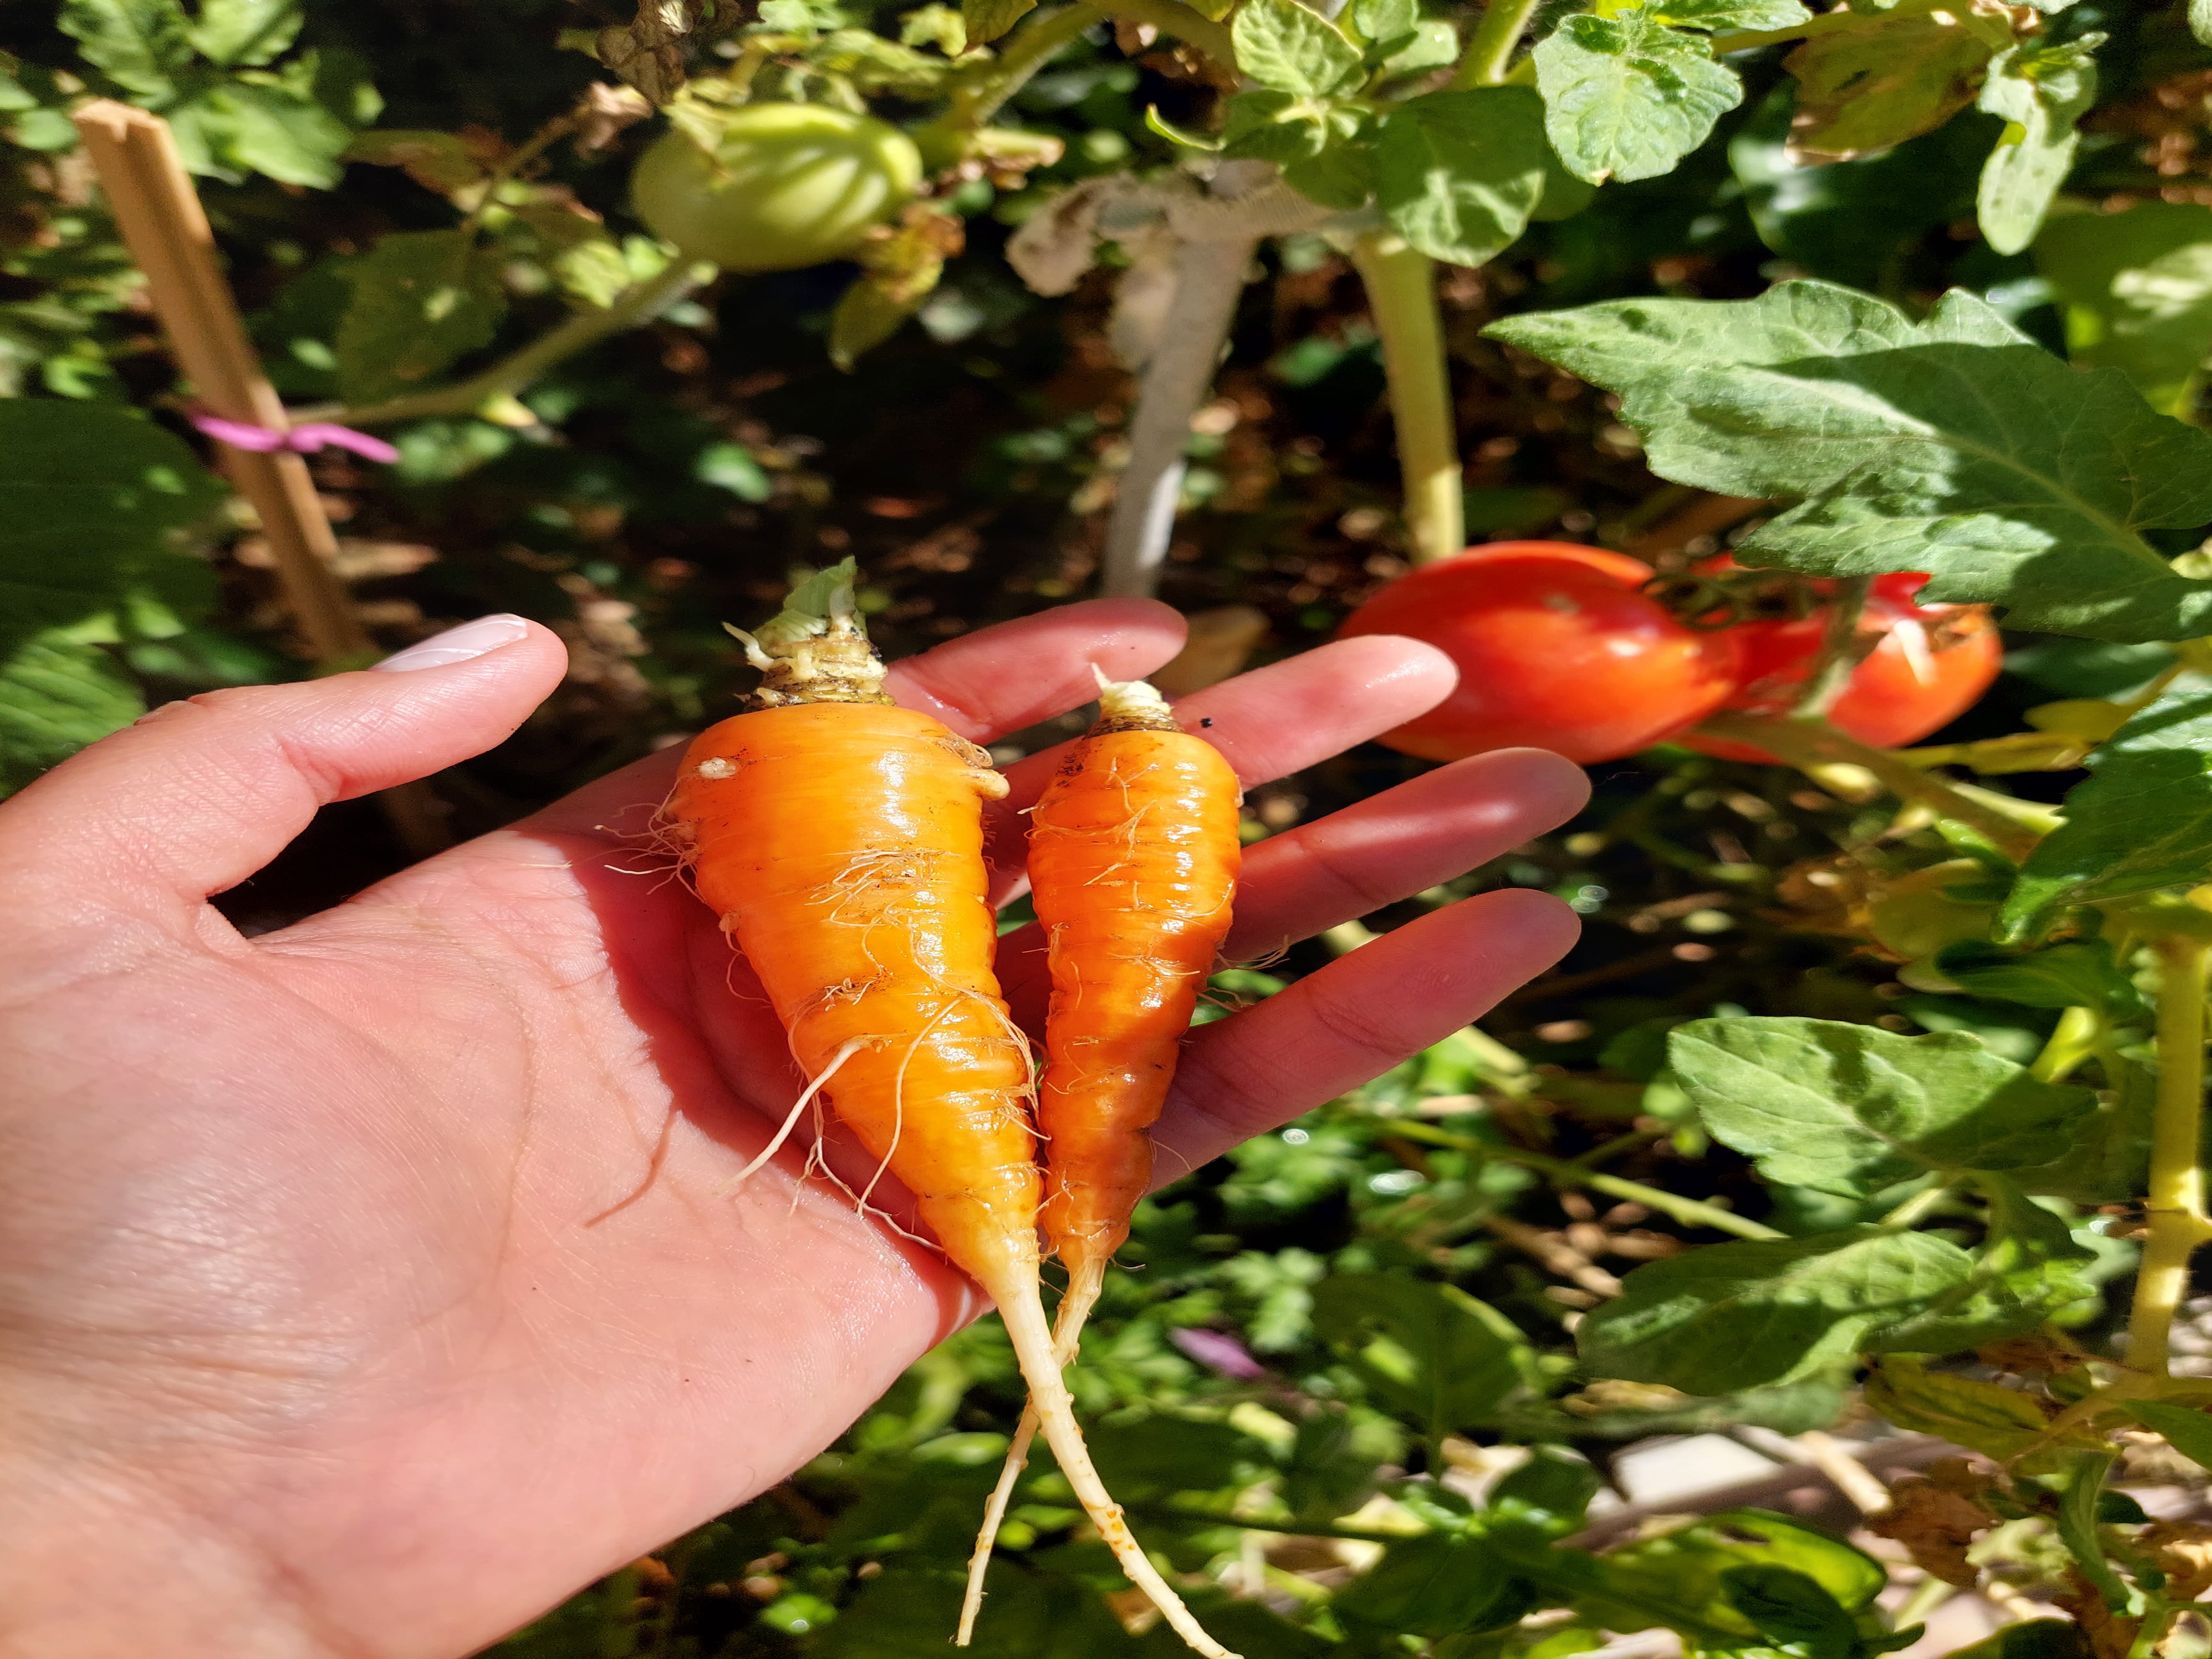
top-left (373, 614), bottom-right (532, 673)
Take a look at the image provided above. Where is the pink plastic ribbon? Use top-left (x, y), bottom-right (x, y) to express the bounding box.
top-left (190, 409), bottom-right (399, 465)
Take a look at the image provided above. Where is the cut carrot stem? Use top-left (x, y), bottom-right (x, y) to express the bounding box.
top-left (960, 666), bottom-right (1241, 1645)
top-left (664, 571), bottom-right (1233, 1658)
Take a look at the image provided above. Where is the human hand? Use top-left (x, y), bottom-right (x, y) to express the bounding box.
top-left (0, 600), bottom-right (1585, 1658)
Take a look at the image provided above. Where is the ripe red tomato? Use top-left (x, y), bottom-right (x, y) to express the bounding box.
top-left (630, 105), bottom-right (922, 273)
top-left (1686, 571), bottom-right (2002, 763)
top-left (1337, 542), bottom-right (1746, 764)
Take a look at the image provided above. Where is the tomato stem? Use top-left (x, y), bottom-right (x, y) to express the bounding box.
top-left (2130, 933), bottom-right (2212, 1378)
top-left (1788, 574), bottom-right (1873, 719)
top-left (1695, 710), bottom-right (2046, 862)
top-left (934, 4), bottom-right (1102, 134)
top-left (1349, 232), bottom-right (1462, 567)
top-left (1084, 0), bottom-right (1238, 66)
top-left (328, 259), bottom-right (710, 427)
top-left (1450, 0), bottom-right (1542, 89)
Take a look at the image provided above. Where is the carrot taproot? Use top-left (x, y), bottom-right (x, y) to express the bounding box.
top-left (959, 671), bottom-right (1241, 1643)
top-left (662, 570), bottom-right (1236, 1659)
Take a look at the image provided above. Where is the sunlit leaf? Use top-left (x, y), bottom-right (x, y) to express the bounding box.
top-left (1533, 8), bottom-right (1742, 184)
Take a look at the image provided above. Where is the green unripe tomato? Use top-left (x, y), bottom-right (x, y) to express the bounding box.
top-left (630, 105), bottom-right (922, 273)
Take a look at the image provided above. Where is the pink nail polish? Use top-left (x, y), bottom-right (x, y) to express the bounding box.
top-left (372, 614), bottom-right (532, 672)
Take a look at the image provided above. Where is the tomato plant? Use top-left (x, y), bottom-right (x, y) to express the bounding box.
top-left (11, 0), bottom-right (2212, 1654)
top-left (1687, 572), bottom-right (2003, 762)
top-left (630, 105), bottom-right (921, 273)
top-left (1337, 542), bottom-right (1744, 764)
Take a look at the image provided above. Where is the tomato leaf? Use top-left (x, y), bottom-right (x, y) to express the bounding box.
top-left (186, 0), bottom-right (302, 68)
top-left (1333, 1533), bottom-right (1520, 1635)
top-left (1582, 1510), bottom-right (1888, 1648)
top-left (1578, 1227), bottom-right (1977, 1394)
top-left (1668, 1018), bottom-right (2100, 1198)
top-left (2196, 0), bottom-right (2212, 46)
top-left (168, 70), bottom-right (354, 188)
top-left (1781, 8), bottom-right (2000, 163)
top-left (1312, 1274), bottom-right (1534, 1432)
top-left (2129, 1400), bottom-right (2212, 1472)
top-left (1485, 281), bottom-right (2212, 642)
top-left (1863, 1355), bottom-right (2067, 1462)
top-left (1232, 0), bottom-right (1366, 97)
top-left (1977, 37), bottom-right (2101, 256)
top-left (1532, 9), bottom-right (1742, 185)
top-left (334, 228), bottom-right (508, 403)
top-left (2000, 685), bottom-right (2212, 936)
top-left (58, 0), bottom-right (192, 102)
top-left (1935, 939), bottom-right (2144, 1014)
top-left (2036, 201), bottom-right (2212, 418)
top-left (1874, 1175), bottom-right (2101, 1354)
top-left (0, 400), bottom-right (224, 642)
top-left (1650, 0), bottom-right (1810, 28)
top-left (1375, 87), bottom-right (1549, 268)
top-left (960, 0), bottom-right (1035, 46)
top-left (0, 630), bottom-right (144, 796)
top-left (1719, 1565), bottom-right (1858, 1659)
top-left (344, 129), bottom-right (488, 194)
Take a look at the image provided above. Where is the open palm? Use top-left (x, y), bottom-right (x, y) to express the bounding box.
top-left (0, 599), bottom-right (1584, 1659)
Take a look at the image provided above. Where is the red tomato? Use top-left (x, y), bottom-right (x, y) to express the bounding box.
top-left (1687, 571), bottom-right (2002, 763)
top-left (1337, 542), bottom-right (1746, 764)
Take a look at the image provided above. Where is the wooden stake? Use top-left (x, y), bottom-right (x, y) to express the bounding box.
top-left (73, 100), bottom-right (450, 856)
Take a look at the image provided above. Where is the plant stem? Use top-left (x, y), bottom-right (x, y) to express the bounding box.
top-left (1084, 0), bottom-right (1237, 66)
top-left (2032, 1005), bottom-right (2102, 1084)
top-left (2129, 936), bottom-right (2212, 1378)
top-left (1708, 8), bottom-right (1864, 54)
top-left (1694, 710), bottom-right (2045, 863)
top-left (1382, 1120), bottom-right (1782, 1240)
top-left (1790, 574), bottom-right (1872, 718)
top-left (1100, 164), bottom-right (1272, 598)
top-left (1349, 232), bottom-right (1462, 566)
top-left (939, 4), bottom-right (1100, 131)
top-left (331, 259), bottom-right (711, 427)
top-left (1450, 0), bottom-right (1542, 88)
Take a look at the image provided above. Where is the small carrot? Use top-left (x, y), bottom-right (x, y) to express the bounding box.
top-left (960, 671), bottom-right (1241, 1643)
top-left (663, 570), bottom-right (1236, 1659)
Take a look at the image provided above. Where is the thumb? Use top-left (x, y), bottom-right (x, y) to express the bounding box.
top-left (0, 615), bottom-right (569, 915)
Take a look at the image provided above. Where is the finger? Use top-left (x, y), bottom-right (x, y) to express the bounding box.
top-left (0, 617), bottom-right (567, 915)
top-left (523, 599), bottom-right (1189, 843)
top-left (1222, 748), bottom-right (1591, 962)
top-left (885, 598), bottom-right (1186, 741)
top-left (1152, 889), bottom-right (1580, 1174)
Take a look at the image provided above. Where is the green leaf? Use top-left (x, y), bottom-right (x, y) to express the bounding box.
top-left (187, 0), bottom-right (302, 66)
top-left (334, 229), bottom-right (507, 404)
top-left (1378, 19), bottom-right (1461, 77)
top-left (2000, 686), bottom-right (2212, 935)
top-left (1875, 1174), bottom-right (2101, 1353)
top-left (1863, 1355), bottom-right (2097, 1471)
top-left (1232, 0), bottom-right (1366, 96)
top-left (1580, 1226), bottom-right (1976, 1394)
top-left (960, 0), bottom-right (1035, 44)
top-left (169, 76), bottom-right (353, 188)
top-left (1668, 1017), bottom-right (2099, 1199)
top-left (1781, 9), bottom-right (1999, 162)
top-left (1935, 939), bottom-right (2143, 1014)
top-left (1144, 105), bottom-right (1223, 151)
top-left (1532, 9), bottom-right (1742, 185)
top-left (2196, 0), bottom-right (2212, 47)
top-left (345, 128), bottom-right (487, 193)
top-left (1719, 1565), bottom-right (1857, 1659)
top-left (1283, 136), bottom-right (1377, 212)
top-left (2129, 1400), bottom-right (2212, 1472)
top-left (0, 631), bottom-right (144, 796)
top-left (2054, 1452), bottom-right (2129, 1611)
top-left (59, 0), bottom-right (191, 101)
top-left (1375, 87), bottom-right (1548, 268)
top-left (1977, 38), bottom-right (2100, 257)
top-left (1650, 0), bottom-right (1810, 28)
top-left (1483, 281), bottom-right (2212, 643)
top-left (1333, 1533), bottom-right (1518, 1636)
top-left (1350, 0), bottom-right (1417, 50)
top-left (2037, 202), bottom-right (2212, 418)
top-left (1312, 1274), bottom-right (1533, 1431)
top-left (1489, 1447), bottom-right (1600, 1537)
top-left (0, 401), bottom-right (225, 643)
top-left (1945, 1621), bottom-right (2093, 1659)
top-left (1585, 1510), bottom-right (1888, 1648)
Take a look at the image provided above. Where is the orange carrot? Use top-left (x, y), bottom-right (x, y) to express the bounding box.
top-left (663, 570), bottom-right (1236, 1659)
top-left (960, 672), bottom-right (1241, 1643)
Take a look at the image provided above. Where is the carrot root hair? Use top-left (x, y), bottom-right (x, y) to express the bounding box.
top-left (719, 1038), bottom-right (866, 1194)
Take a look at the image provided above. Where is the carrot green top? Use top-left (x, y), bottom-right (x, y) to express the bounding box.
top-left (728, 558), bottom-right (893, 708)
